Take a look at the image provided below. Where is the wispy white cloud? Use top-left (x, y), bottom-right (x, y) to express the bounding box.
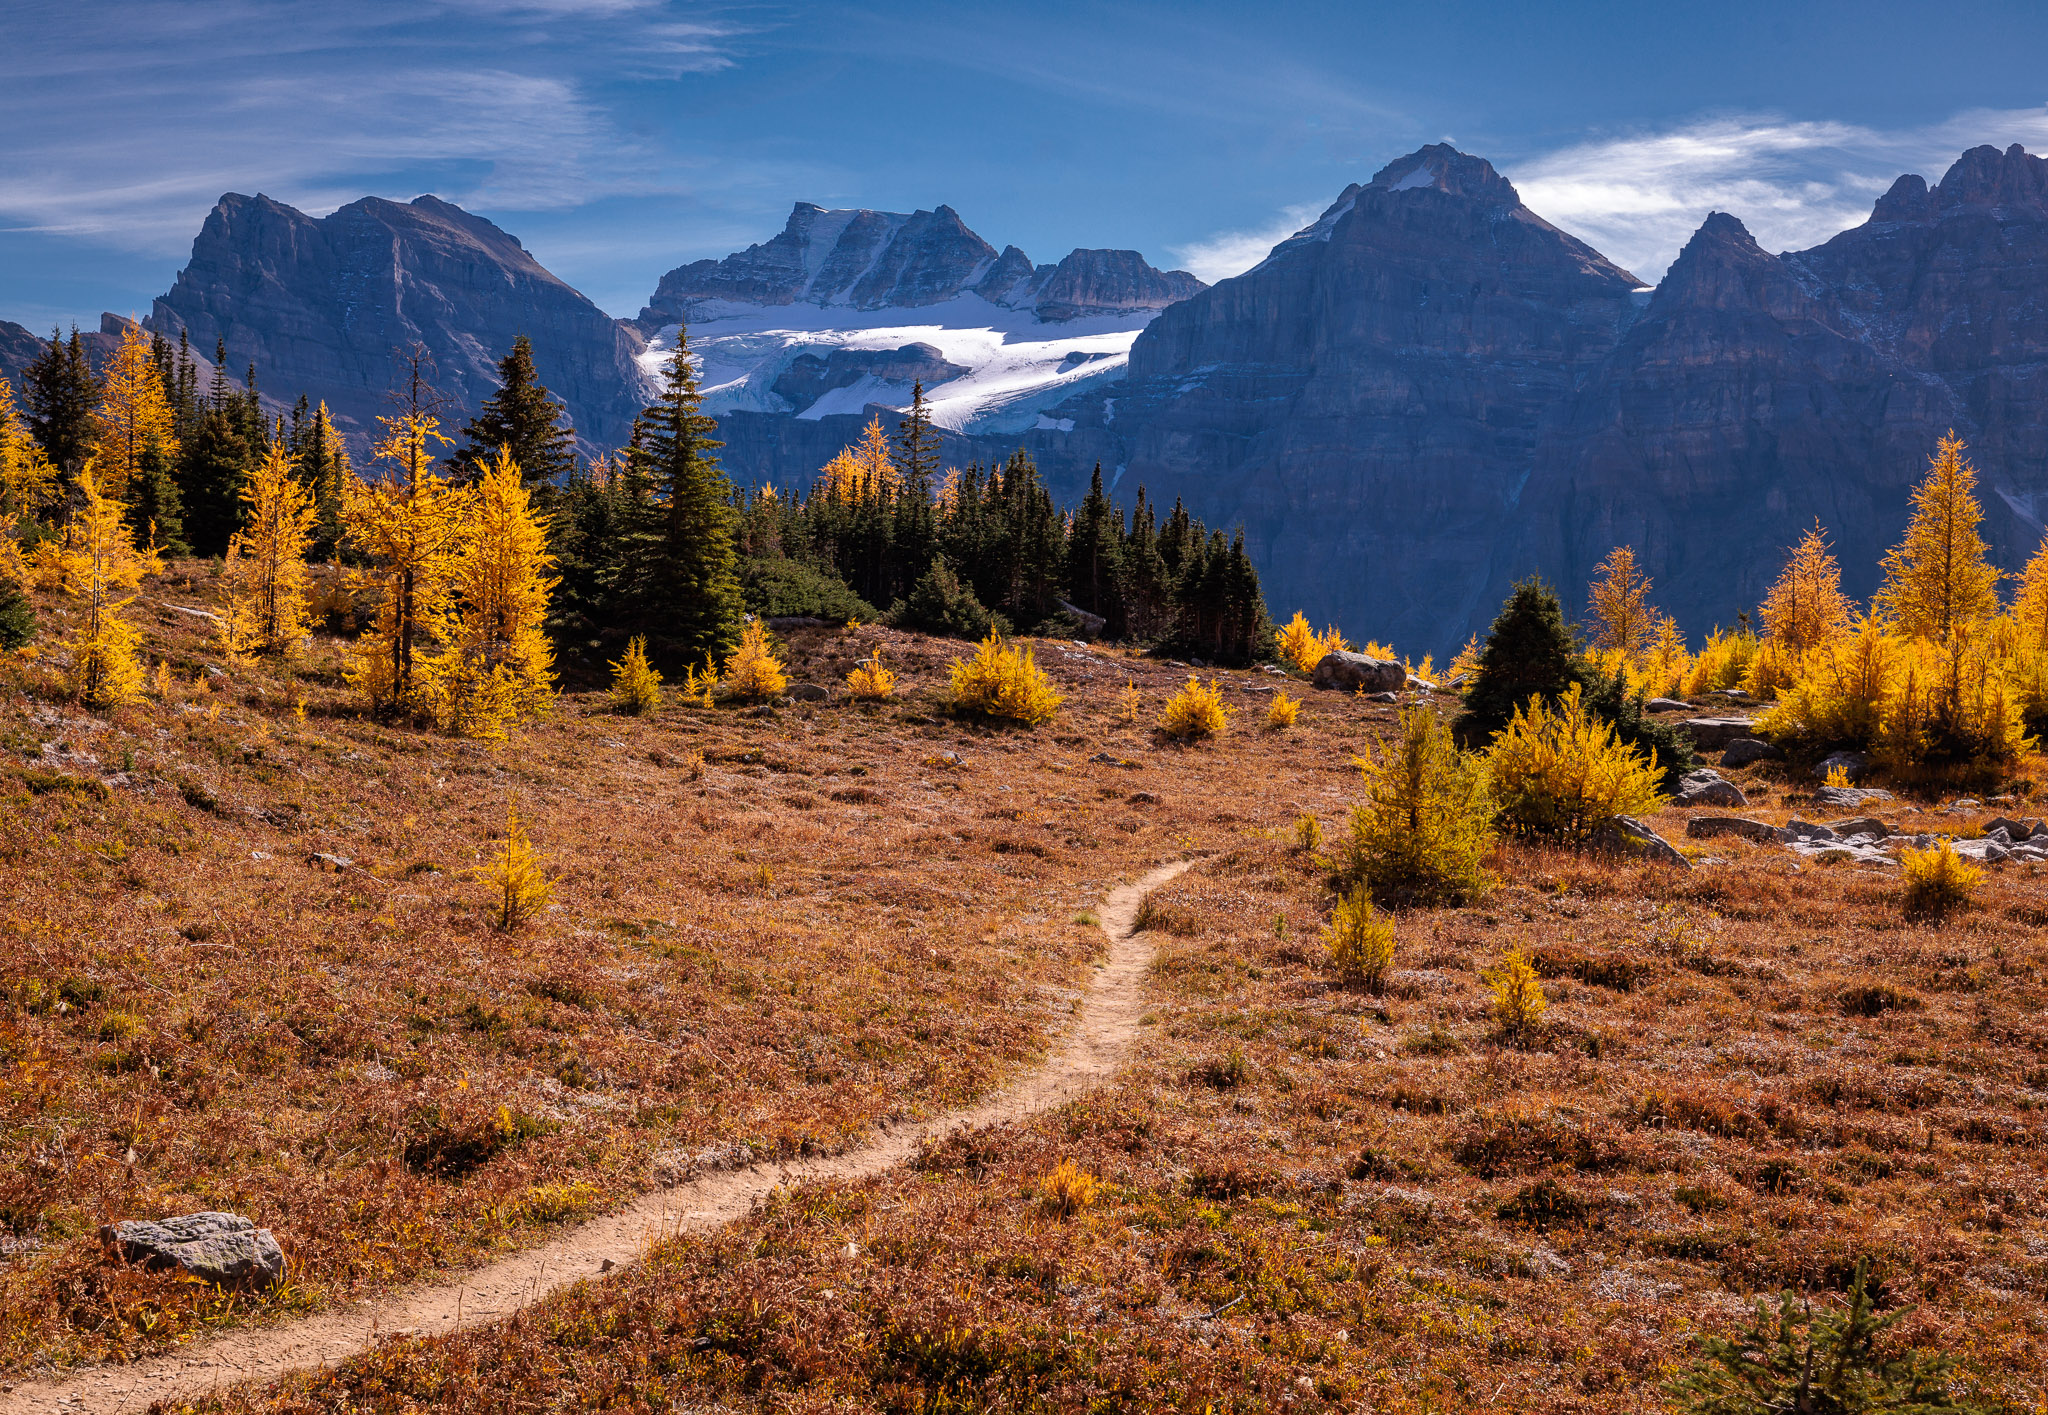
top-left (1170, 107), bottom-right (2048, 287)
top-left (1170, 202), bottom-right (1326, 284)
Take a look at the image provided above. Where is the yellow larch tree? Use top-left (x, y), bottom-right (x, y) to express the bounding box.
top-left (819, 418), bottom-right (900, 501)
top-left (220, 443), bottom-right (317, 660)
top-left (1876, 433), bottom-right (2001, 641)
top-left (59, 465), bottom-right (155, 706)
top-left (1759, 521), bottom-right (1854, 654)
top-left (436, 446), bottom-right (558, 739)
top-left (88, 324), bottom-right (179, 501)
top-left (0, 377), bottom-right (58, 524)
top-left (342, 409), bottom-right (471, 719)
top-left (1586, 545), bottom-right (1656, 658)
top-left (2009, 531), bottom-right (2048, 654)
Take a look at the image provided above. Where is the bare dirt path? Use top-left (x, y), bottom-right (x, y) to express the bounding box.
top-left (1, 861), bottom-right (1193, 1415)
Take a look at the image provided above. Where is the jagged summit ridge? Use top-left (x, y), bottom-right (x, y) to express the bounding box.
top-left (638, 202), bottom-right (1202, 328)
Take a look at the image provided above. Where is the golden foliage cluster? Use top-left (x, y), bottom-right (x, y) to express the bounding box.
top-left (1159, 676), bottom-right (1230, 740)
top-left (724, 619), bottom-right (789, 701)
top-left (1485, 684), bottom-right (1666, 842)
top-left (1324, 884), bottom-right (1395, 991)
top-left (1265, 690), bottom-right (1302, 728)
top-left (949, 633), bottom-right (1063, 725)
top-left (1900, 840), bottom-right (1982, 919)
top-left (845, 646), bottom-right (896, 700)
top-left (608, 635), bottom-right (663, 715)
top-left (1345, 705), bottom-right (1493, 904)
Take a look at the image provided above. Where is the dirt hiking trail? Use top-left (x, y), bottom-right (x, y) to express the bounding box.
top-left (2, 861), bottom-right (1193, 1415)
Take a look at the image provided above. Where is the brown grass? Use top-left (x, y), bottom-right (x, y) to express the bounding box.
top-left (3, 566), bottom-right (2046, 1411)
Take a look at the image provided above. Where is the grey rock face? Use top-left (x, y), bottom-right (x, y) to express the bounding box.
top-left (1721, 737), bottom-right (1787, 768)
top-left (1815, 751), bottom-right (1872, 783)
top-left (151, 193), bottom-right (652, 453)
top-left (1310, 651), bottom-right (1407, 693)
top-left (769, 343), bottom-right (968, 410)
top-left (639, 203), bottom-right (1202, 328)
top-left (1590, 815), bottom-right (1691, 868)
top-left (1678, 718), bottom-right (1761, 751)
top-left (1684, 816), bottom-right (1780, 843)
top-left (1645, 698), bottom-right (1692, 714)
top-left (102, 1212), bottom-right (284, 1288)
top-left (1674, 770), bottom-right (1746, 808)
top-left (1814, 784), bottom-right (1895, 810)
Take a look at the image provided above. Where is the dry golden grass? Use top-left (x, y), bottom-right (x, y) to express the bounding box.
top-left (6, 566), bottom-right (2048, 1411)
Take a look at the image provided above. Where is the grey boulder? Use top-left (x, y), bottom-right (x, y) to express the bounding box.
top-left (102, 1212), bottom-right (284, 1289)
top-left (1674, 770), bottom-right (1747, 808)
top-left (1645, 697), bottom-right (1691, 713)
top-left (1720, 737), bottom-right (1786, 768)
top-left (785, 683), bottom-right (829, 703)
top-left (1814, 750), bottom-right (1871, 783)
top-left (1685, 816), bottom-right (1780, 844)
top-left (1591, 815), bottom-right (1692, 869)
top-left (1311, 651), bottom-right (1407, 694)
top-left (1814, 784), bottom-right (1894, 810)
top-left (1677, 717), bottom-right (1759, 750)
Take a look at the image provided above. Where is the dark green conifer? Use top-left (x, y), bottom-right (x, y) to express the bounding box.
top-left (1452, 579), bottom-right (1588, 747)
top-left (23, 327), bottom-right (101, 481)
top-left (129, 442), bottom-right (191, 556)
top-left (1067, 463), bottom-right (1125, 632)
top-left (450, 335), bottom-right (578, 485)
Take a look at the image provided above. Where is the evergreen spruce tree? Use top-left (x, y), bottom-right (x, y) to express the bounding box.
top-left (291, 401), bottom-right (350, 560)
top-left (606, 328), bottom-right (744, 666)
top-left (1120, 486), bottom-right (1172, 641)
top-left (1452, 579), bottom-right (1588, 748)
top-left (130, 442), bottom-right (190, 557)
top-left (891, 380), bottom-right (941, 595)
top-left (1066, 463), bottom-right (1125, 632)
top-left (179, 404), bottom-right (252, 557)
top-left (0, 575), bottom-right (32, 650)
top-left (23, 327), bottom-right (102, 485)
top-left (899, 558), bottom-right (1002, 640)
top-left (1582, 665), bottom-right (1699, 789)
top-left (450, 335), bottom-right (578, 486)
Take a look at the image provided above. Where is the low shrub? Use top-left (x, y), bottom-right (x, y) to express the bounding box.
top-left (1323, 884), bottom-right (1394, 991)
top-left (1343, 705), bottom-right (1493, 905)
top-left (1159, 677), bottom-right (1230, 740)
top-left (1496, 1179), bottom-right (1588, 1232)
top-left (1265, 691), bottom-right (1301, 728)
top-left (724, 619), bottom-right (788, 701)
top-left (1037, 1160), bottom-right (1099, 1217)
top-left (948, 634), bottom-right (1062, 725)
top-left (1484, 948), bottom-right (1547, 1042)
top-left (607, 636), bottom-right (662, 715)
top-left (844, 648), bottom-right (896, 701)
top-left (1485, 683), bottom-right (1666, 842)
top-left (1900, 840), bottom-right (1981, 919)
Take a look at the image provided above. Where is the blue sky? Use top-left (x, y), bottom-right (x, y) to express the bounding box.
top-left (6, 0), bottom-right (2048, 333)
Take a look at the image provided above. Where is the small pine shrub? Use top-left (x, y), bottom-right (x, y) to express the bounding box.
top-left (1485, 948), bottom-right (1547, 1041)
top-left (898, 559), bottom-right (1004, 641)
top-left (1293, 813), bottom-right (1322, 853)
top-left (1823, 762), bottom-right (1853, 788)
top-left (485, 804), bottom-right (551, 931)
top-left (1900, 841), bottom-right (1982, 919)
top-left (1324, 884), bottom-right (1395, 992)
top-left (1345, 705), bottom-right (1494, 905)
top-left (0, 577), bottom-right (33, 651)
top-left (1115, 679), bottom-right (1143, 724)
top-left (1037, 1160), bottom-right (1100, 1217)
top-left (1583, 666), bottom-right (1699, 788)
top-left (682, 659), bottom-right (720, 707)
top-left (1160, 677), bottom-right (1230, 740)
top-left (1266, 691), bottom-right (1302, 728)
top-left (844, 647), bottom-right (896, 700)
top-left (1485, 683), bottom-right (1667, 842)
top-left (1682, 625), bottom-right (1761, 696)
top-left (1276, 611), bottom-right (1326, 673)
top-left (949, 633), bottom-right (1063, 725)
top-left (724, 619), bottom-right (788, 701)
top-left (608, 636), bottom-right (663, 715)
top-left (1665, 1258), bottom-right (1988, 1415)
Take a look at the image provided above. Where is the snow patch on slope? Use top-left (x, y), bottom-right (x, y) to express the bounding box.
top-left (640, 294), bottom-right (1156, 436)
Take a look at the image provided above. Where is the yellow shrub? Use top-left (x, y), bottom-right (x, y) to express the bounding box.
top-left (1160, 677), bottom-right (1230, 740)
top-left (1900, 841), bottom-right (1981, 918)
top-left (683, 659), bottom-right (720, 707)
top-left (1872, 629), bottom-right (2028, 784)
top-left (1485, 948), bottom-right (1547, 1039)
top-left (1293, 813), bottom-right (1322, 853)
top-left (1276, 611), bottom-right (1324, 673)
top-left (1346, 705), bottom-right (1494, 904)
top-left (484, 804), bottom-right (550, 931)
top-left (1759, 617), bottom-right (1896, 748)
top-left (1038, 1159), bottom-right (1099, 1217)
top-left (844, 647), bottom-right (896, 700)
top-left (724, 619), bottom-right (788, 701)
top-left (607, 636), bottom-right (663, 714)
top-left (1266, 691), bottom-right (1302, 728)
top-left (1823, 763), bottom-right (1852, 789)
top-left (1484, 684), bottom-right (1666, 842)
top-left (1682, 626), bottom-right (1760, 696)
top-left (1115, 679), bottom-right (1143, 724)
top-left (949, 633), bottom-right (1063, 725)
top-left (1446, 634), bottom-right (1482, 687)
top-left (1324, 884), bottom-right (1395, 991)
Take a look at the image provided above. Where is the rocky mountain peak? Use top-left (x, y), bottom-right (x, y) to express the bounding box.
top-left (1366, 143), bottom-right (1520, 205)
top-left (1933, 142), bottom-right (2048, 213)
top-left (1870, 173), bottom-right (1936, 224)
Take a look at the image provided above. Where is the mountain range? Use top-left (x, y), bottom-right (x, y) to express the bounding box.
top-left (11, 140), bottom-right (2048, 655)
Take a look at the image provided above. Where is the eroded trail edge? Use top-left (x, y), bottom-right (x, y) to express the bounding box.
top-left (2, 860), bottom-right (1193, 1415)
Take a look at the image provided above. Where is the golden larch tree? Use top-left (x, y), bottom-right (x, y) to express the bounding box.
top-left (437, 446), bottom-right (559, 738)
top-left (88, 324), bottom-right (179, 501)
top-left (220, 443), bottom-right (317, 659)
top-left (342, 409), bottom-right (470, 719)
top-left (2009, 530), bottom-right (2048, 653)
top-left (1586, 545), bottom-right (1656, 658)
top-left (59, 465), bottom-right (155, 706)
top-left (819, 418), bottom-right (900, 501)
top-left (1759, 521), bottom-right (1854, 653)
top-left (1876, 433), bottom-right (2002, 640)
top-left (0, 377), bottom-right (58, 522)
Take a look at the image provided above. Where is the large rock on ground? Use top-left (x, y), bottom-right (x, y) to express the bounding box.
top-left (1590, 815), bottom-right (1692, 868)
top-left (1721, 737), bottom-right (1787, 768)
top-left (1311, 651), bottom-right (1407, 694)
top-left (1673, 770), bottom-right (1747, 808)
top-left (102, 1212), bottom-right (284, 1288)
top-left (1685, 816), bottom-right (1780, 843)
top-left (1814, 784), bottom-right (1894, 810)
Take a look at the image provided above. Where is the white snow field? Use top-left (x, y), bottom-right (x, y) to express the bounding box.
top-left (637, 295), bottom-right (1160, 436)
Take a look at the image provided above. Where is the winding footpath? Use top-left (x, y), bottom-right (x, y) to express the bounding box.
top-left (1, 861), bottom-right (1192, 1415)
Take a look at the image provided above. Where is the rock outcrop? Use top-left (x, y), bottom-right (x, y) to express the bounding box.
top-left (150, 193), bottom-right (652, 451)
top-left (101, 1212), bottom-right (285, 1289)
top-left (639, 202), bottom-right (1202, 329)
